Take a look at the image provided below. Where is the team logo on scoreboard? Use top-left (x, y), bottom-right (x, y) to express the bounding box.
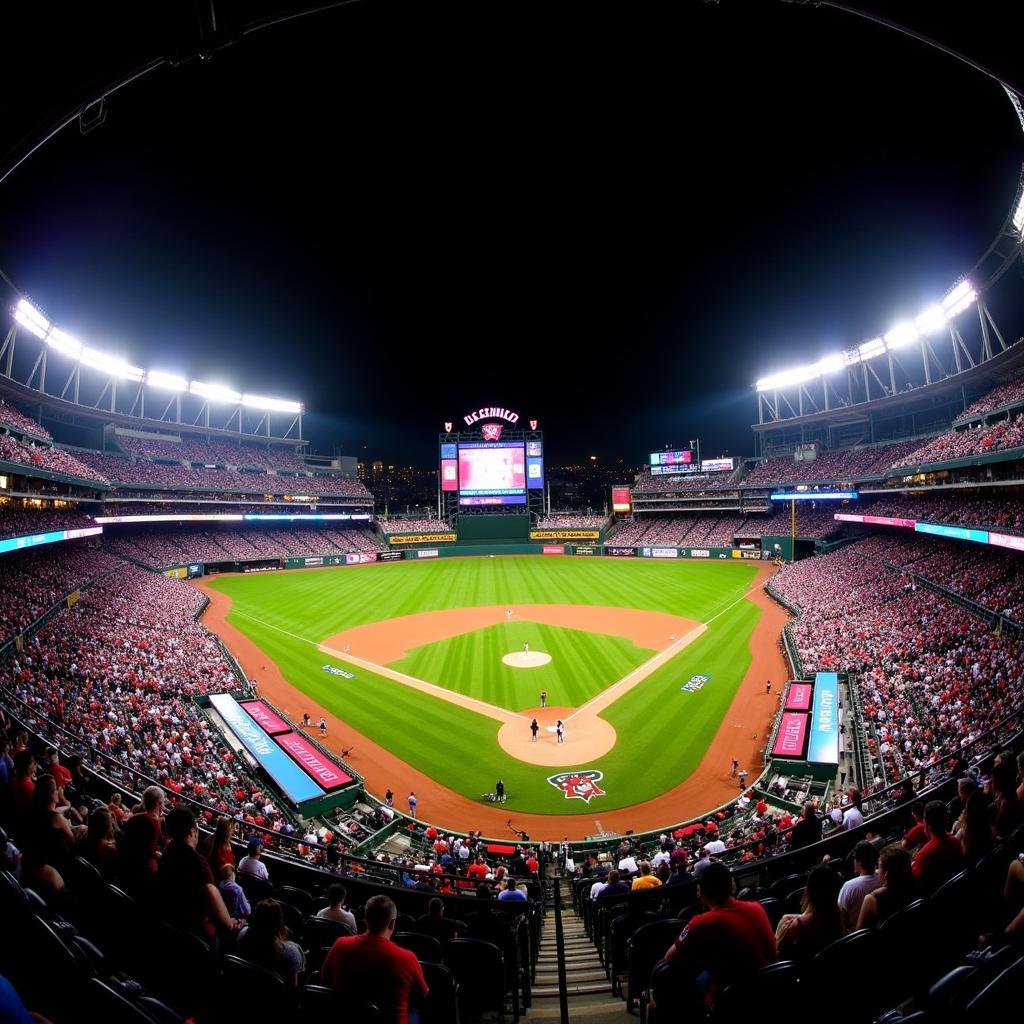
top-left (546, 770), bottom-right (605, 803)
top-left (481, 423), bottom-right (504, 441)
top-left (463, 406), bottom-right (519, 426)
top-left (529, 419), bottom-right (538, 430)
top-left (444, 421), bottom-right (453, 433)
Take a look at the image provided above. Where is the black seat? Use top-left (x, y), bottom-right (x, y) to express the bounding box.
top-left (444, 938), bottom-right (506, 1020)
top-left (277, 884), bottom-right (315, 916)
top-left (639, 957), bottom-right (703, 1024)
top-left (305, 915), bottom-right (355, 951)
top-left (756, 897), bottom-right (784, 929)
top-left (807, 930), bottom-right (880, 1022)
top-left (219, 954), bottom-right (296, 1019)
top-left (84, 977), bottom-right (184, 1024)
top-left (299, 984), bottom-right (385, 1022)
top-left (608, 912), bottom-right (657, 997)
top-left (964, 955), bottom-right (1024, 1023)
top-left (625, 918), bottom-right (681, 1013)
top-left (235, 871), bottom-right (275, 905)
top-left (135, 920), bottom-right (219, 1017)
top-left (394, 931), bottom-right (444, 963)
top-left (769, 872), bottom-right (807, 899)
top-left (928, 870), bottom-right (978, 970)
top-left (877, 899), bottom-right (933, 1000)
top-left (419, 960), bottom-right (460, 1024)
top-left (714, 960), bottom-right (800, 1021)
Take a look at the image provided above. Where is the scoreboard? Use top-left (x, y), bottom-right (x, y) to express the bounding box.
top-left (649, 449), bottom-right (699, 475)
top-left (441, 438), bottom-right (544, 507)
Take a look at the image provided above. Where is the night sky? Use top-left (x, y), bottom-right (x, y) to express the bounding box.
top-left (0, 2), bottom-right (1020, 466)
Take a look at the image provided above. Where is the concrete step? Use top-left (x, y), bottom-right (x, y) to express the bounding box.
top-left (532, 982), bottom-right (615, 998)
top-left (535, 968), bottom-right (608, 985)
top-left (525, 1001), bottom-right (626, 1022)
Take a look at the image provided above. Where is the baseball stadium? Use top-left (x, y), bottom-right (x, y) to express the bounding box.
top-left (1, 3), bottom-right (1024, 1023)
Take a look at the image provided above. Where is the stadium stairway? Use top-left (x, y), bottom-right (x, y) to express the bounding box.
top-left (532, 879), bottom-right (623, 1023)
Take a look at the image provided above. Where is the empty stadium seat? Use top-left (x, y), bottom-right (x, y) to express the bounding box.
top-left (625, 918), bottom-right (681, 1013)
top-left (219, 954), bottom-right (296, 1019)
top-left (394, 930), bottom-right (444, 963)
top-left (419, 960), bottom-right (460, 1024)
top-left (444, 938), bottom-right (507, 1021)
top-left (713, 960), bottom-right (800, 1021)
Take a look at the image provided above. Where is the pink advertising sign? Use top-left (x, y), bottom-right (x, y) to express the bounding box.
top-left (240, 701), bottom-right (291, 736)
top-left (784, 683), bottom-right (813, 711)
top-left (275, 732), bottom-right (353, 790)
top-left (834, 513), bottom-right (916, 528)
top-left (772, 713), bottom-right (809, 758)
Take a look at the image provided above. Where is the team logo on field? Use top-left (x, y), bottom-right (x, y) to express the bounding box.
top-left (481, 423), bottom-right (504, 441)
top-left (547, 770), bottom-right (605, 803)
top-left (681, 674), bottom-right (711, 693)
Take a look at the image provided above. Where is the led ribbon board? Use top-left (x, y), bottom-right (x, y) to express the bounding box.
top-left (770, 491), bottom-right (858, 501)
top-left (0, 526), bottom-right (103, 554)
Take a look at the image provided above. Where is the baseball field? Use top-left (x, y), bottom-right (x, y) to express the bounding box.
top-left (201, 556), bottom-right (786, 835)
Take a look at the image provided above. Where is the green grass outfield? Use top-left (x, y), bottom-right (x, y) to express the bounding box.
top-left (208, 556), bottom-right (761, 814)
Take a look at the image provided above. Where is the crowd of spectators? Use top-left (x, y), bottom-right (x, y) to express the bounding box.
top-left (69, 448), bottom-right (371, 499)
top-left (533, 513), bottom-right (608, 530)
top-left (607, 507), bottom-right (842, 547)
top-left (0, 543), bottom-right (120, 643)
top-left (114, 433), bottom-right (309, 472)
top-left (744, 440), bottom-right (920, 486)
top-left (955, 376), bottom-right (1024, 423)
top-left (632, 469), bottom-right (740, 493)
top-left (861, 493), bottom-right (1024, 533)
top-left (104, 525), bottom-right (385, 568)
top-left (0, 504), bottom-right (98, 541)
top-left (376, 518), bottom-right (453, 534)
top-left (0, 564), bottom-right (296, 833)
top-left (893, 414), bottom-right (1024, 469)
top-left (0, 434), bottom-right (108, 484)
top-left (770, 545), bottom-right (1024, 783)
top-left (852, 532), bottom-right (1024, 625)
top-left (0, 400), bottom-right (51, 439)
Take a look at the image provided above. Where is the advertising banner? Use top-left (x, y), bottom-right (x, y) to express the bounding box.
top-left (701, 458), bottom-right (735, 473)
top-left (835, 513), bottom-right (916, 528)
top-left (388, 533), bottom-right (457, 544)
top-left (240, 700), bottom-right (291, 735)
top-left (542, 545), bottom-right (565, 555)
top-left (990, 531), bottom-right (1024, 552)
top-left (416, 549), bottom-right (439, 558)
top-left (772, 713), bottom-right (810, 758)
top-left (208, 694), bottom-right (324, 803)
top-left (274, 731), bottom-right (353, 790)
top-left (530, 530), bottom-right (600, 540)
top-left (441, 458), bottom-right (458, 491)
top-left (650, 547), bottom-right (678, 558)
top-left (164, 567), bottom-right (188, 579)
top-left (0, 525), bottom-right (103, 554)
top-left (807, 672), bottom-right (840, 765)
top-left (573, 546), bottom-right (597, 555)
top-left (914, 522), bottom-right (988, 544)
top-left (304, 557), bottom-right (323, 566)
top-left (784, 682), bottom-right (814, 711)
top-left (689, 548), bottom-right (710, 558)
top-left (345, 552), bottom-right (377, 564)
top-left (611, 486), bottom-right (632, 513)
top-left (378, 550), bottom-right (404, 562)
top-left (606, 546), bottom-right (636, 556)
top-left (741, 550), bottom-right (762, 559)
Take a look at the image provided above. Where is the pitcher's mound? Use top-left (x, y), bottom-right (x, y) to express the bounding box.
top-left (503, 651), bottom-right (552, 668)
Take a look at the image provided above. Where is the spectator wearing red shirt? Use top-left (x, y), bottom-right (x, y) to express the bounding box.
top-left (118, 786), bottom-right (167, 888)
top-left (466, 857), bottom-right (489, 880)
top-left (663, 862), bottom-right (777, 1002)
top-left (9, 750), bottom-right (36, 817)
top-left (912, 801), bottom-right (965, 897)
top-left (902, 801), bottom-right (927, 852)
top-left (322, 894), bottom-right (428, 1024)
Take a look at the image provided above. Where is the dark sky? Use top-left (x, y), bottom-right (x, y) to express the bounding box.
top-left (0, 1), bottom-right (1020, 465)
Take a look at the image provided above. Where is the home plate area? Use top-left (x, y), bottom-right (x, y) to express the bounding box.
top-left (502, 650), bottom-right (552, 668)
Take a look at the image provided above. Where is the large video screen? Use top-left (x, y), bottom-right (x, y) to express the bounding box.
top-left (458, 442), bottom-right (527, 506)
top-left (649, 449), bottom-right (699, 475)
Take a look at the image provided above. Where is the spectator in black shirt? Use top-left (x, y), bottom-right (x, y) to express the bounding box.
top-left (789, 801), bottom-right (823, 848)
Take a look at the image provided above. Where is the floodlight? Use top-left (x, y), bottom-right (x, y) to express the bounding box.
top-left (816, 354), bottom-right (844, 375)
top-left (146, 371), bottom-right (188, 392)
top-left (1013, 193), bottom-right (1024, 233)
top-left (80, 347), bottom-right (145, 380)
top-left (14, 299), bottom-right (49, 339)
top-left (242, 394), bottom-right (303, 414)
top-left (190, 380), bottom-right (241, 403)
top-left (914, 305), bottom-right (947, 334)
top-left (842, 350), bottom-right (862, 367)
top-left (46, 326), bottom-right (83, 359)
top-left (859, 338), bottom-right (886, 359)
top-left (941, 279), bottom-right (976, 318)
top-left (884, 322), bottom-right (918, 349)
